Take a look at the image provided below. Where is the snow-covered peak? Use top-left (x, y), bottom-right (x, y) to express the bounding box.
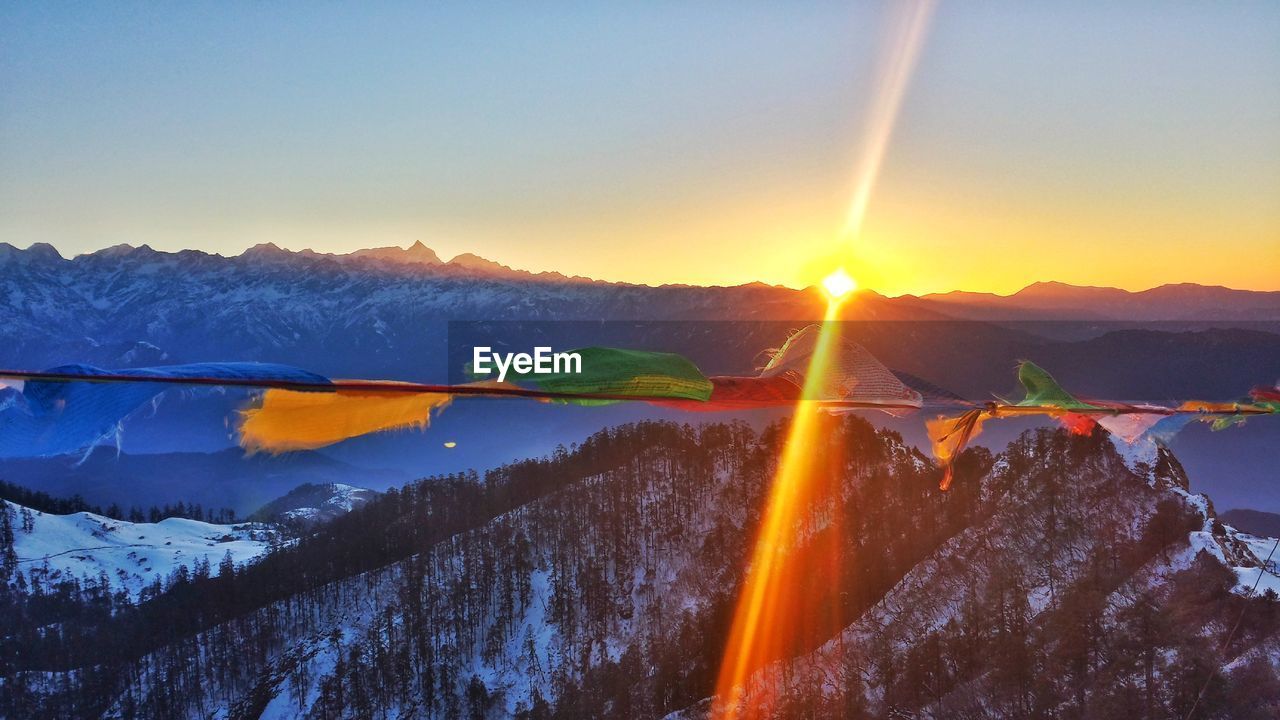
top-left (349, 240), bottom-right (443, 265)
top-left (0, 241), bottom-right (64, 264)
top-left (250, 482), bottom-right (379, 530)
top-left (239, 242), bottom-right (296, 260)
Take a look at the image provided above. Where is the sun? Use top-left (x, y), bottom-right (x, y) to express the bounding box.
top-left (821, 268), bottom-right (857, 300)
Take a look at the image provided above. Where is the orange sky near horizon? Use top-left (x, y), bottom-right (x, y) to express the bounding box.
top-left (3, 3), bottom-right (1278, 297)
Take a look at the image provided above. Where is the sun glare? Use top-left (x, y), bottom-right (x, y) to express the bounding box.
top-left (715, 1), bottom-right (936, 714)
top-left (821, 268), bottom-right (857, 300)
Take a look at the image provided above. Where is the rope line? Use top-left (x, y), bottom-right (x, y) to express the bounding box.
top-left (1, 368), bottom-right (1273, 414)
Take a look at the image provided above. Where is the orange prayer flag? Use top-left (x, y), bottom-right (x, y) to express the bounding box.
top-left (240, 384), bottom-right (452, 453)
top-left (926, 408), bottom-right (989, 491)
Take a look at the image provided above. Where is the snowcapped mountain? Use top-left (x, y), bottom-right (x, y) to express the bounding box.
top-left (2, 239), bottom-right (1276, 410)
top-left (6, 240), bottom-right (1272, 380)
top-left (348, 240), bottom-right (445, 266)
top-left (2, 241), bottom-right (1279, 716)
top-left (8, 420), bottom-right (1278, 718)
top-left (3, 242), bottom-right (1276, 408)
top-left (728, 435), bottom-right (1280, 718)
top-left (249, 482), bottom-right (380, 530)
top-left (2, 500), bottom-right (277, 602)
top-left (0, 241), bottom-right (832, 376)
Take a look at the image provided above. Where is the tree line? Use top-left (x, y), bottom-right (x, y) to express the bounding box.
top-left (0, 479), bottom-right (237, 524)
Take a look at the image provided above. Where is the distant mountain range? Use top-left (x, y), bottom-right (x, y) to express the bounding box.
top-left (1, 240), bottom-right (1278, 512)
top-left (0, 449), bottom-right (407, 516)
top-left (1221, 509), bottom-right (1280, 538)
top-left (2, 239), bottom-right (1277, 373)
top-left (0, 241), bottom-right (828, 375)
top-left (3, 241), bottom-right (1277, 345)
top-left (257, 239), bottom-right (600, 284)
top-left (903, 280), bottom-right (1280, 321)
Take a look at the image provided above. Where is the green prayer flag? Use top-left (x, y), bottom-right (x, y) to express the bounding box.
top-left (509, 347), bottom-right (713, 404)
top-left (1015, 361), bottom-right (1097, 410)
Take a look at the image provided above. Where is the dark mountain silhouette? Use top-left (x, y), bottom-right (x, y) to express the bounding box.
top-left (911, 280), bottom-right (1280, 321)
top-left (1222, 509), bottom-right (1280, 538)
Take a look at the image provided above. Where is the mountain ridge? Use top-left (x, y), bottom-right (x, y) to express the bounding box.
top-left (248, 482), bottom-right (380, 530)
top-left (7, 420), bottom-right (1278, 717)
top-left (3, 241), bottom-right (1277, 305)
top-left (911, 278), bottom-right (1280, 321)
top-left (0, 448), bottom-right (409, 516)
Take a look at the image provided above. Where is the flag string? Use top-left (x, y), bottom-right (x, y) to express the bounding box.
top-left (0, 325), bottom-right (1275, 477)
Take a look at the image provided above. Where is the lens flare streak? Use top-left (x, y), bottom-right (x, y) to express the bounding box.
top-left (713, 300), bottom-right (847, 717)
top-left (842, 0), bottom-right (936, 241)
top-left (716, 3), bottom-right (937, 713)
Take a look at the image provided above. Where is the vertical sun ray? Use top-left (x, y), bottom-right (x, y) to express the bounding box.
top-left (714, 300), bottom-right (845, 717)
top-left (842, 0), bottom-right (936, 243)
top-left (715, 2), bottom-right (936, 715)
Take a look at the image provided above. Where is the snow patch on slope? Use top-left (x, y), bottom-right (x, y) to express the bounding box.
top-left (7, 500), bottom-right (276, 601)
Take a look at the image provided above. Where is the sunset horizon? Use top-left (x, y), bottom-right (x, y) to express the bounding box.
top-left (3, 3), bottom-right (1279, 718)
top-left (6, 236), bottom-right (1280, 297)
top-left (4, 2), bottom-right (1277, 297)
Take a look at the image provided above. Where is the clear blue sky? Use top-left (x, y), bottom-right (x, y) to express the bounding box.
top-left (2, 1), bottom-right (1277, 293)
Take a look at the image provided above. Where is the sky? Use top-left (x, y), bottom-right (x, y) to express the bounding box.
top-left (1, 1), bottom-right (1278, 296)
